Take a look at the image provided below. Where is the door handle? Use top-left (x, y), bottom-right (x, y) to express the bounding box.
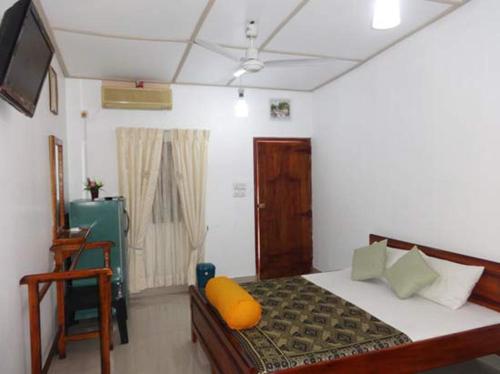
top-left (257, 203), bottom-right (266, 209)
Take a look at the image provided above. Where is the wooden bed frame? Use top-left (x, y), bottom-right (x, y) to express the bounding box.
top-left (190, 234), bottom-right (500, 373)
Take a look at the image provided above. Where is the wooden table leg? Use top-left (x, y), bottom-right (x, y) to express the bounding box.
top-left (56, 279), bottom-right (66, 359)
top-left (98, 274), bottom-right (111, 374)
top-left (27, 283), bottom-right (42, 374)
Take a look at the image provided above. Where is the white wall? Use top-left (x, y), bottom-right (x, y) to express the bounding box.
top-left (0, 49), bottom-right (67, 374)
top-left (65, 80), bottom-right (313, 278)
top-left (312, 0), bottom-right (500, 271)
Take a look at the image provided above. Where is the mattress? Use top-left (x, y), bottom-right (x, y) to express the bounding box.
top-left (235, 276), bottom-right (411, 373)
top-left (303, 269), bottom-right (500, 342)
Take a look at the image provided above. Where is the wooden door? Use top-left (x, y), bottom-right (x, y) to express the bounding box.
top-left (254, 138), bottom-right (312, 279)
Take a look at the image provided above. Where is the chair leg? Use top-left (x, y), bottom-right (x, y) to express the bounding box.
top-left (191, 329), bottom-right (197, 343)
top-left (98, 275), bottom-right (111, 374)
top-left (115, 298), bottom-right (129, 344)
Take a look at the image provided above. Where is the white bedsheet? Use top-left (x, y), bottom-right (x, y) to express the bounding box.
top-left (303, 269), bottom-right (500, 341)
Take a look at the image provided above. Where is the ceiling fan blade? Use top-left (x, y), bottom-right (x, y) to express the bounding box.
top-left (195, 39), bottom-right (241, 62)
top-left (264, 58), bottom-right (336, 68)
top-left (233, 67), bottom-right (247, 78)
top-left (212, 68), bottom-right (243, 85)
top-left (223, 69), bottom-right (248, 86)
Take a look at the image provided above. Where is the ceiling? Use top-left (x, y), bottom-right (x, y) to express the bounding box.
top-left (37, 0), bottom-right (467, 92)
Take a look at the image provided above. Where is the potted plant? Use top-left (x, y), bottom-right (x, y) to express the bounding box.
top-left (84, 178), bottom-right (103, 200)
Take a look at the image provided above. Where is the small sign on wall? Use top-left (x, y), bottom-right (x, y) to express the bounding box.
top-left (233, 183), bottom-right (247, 198)
top-left (270, 99), bottom-right (290, 120)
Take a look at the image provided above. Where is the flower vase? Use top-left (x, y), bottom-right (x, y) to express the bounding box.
top-left (90, 188), bottom-right (99, 200)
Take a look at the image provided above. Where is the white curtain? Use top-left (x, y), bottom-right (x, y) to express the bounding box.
top-left (117, 128), bottom-right (209, 291)
top-left (143, 132), bottom-right (190, 288)
top-left (171, 129), bottom-right (210, 285)
top-left (116, 127), bottom-right (164, 293)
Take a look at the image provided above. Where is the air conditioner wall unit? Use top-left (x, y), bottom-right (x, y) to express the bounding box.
top-left (101, 81), bottom-right (172, 110)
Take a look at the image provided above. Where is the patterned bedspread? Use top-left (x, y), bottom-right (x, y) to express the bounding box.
top-left (233, 276), bottom-right (411, 373)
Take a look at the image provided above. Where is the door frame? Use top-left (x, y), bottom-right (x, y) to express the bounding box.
top-left (253, 137), bottom-right (312, 278)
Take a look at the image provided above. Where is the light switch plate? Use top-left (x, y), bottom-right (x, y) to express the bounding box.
top-left (233, 183), bottom-right (247, 198)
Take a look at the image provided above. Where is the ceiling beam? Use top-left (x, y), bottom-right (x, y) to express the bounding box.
top-left (172, 0), bottom-right (215, 83)
top-left (312, 2), bottom-right (467, 91)
top-left (52, 27), bottom-right (188, 44)
top-left (68, 74), bottom-right (311, 93)
top-left (32, 0), bottom-right (70, 77)
top-left (258, 0), bottom-right (310, 51)
top-left (175, 80), bottom-right (310, 93)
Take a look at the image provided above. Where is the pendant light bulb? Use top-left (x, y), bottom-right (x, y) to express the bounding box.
top-left (372, 0), bottom-right (401, 30)
top-left (234, 88), bottom-right (248, 118)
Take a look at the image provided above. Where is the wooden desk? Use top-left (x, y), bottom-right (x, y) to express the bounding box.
top-left (52, 227), bottom-right (90, 246)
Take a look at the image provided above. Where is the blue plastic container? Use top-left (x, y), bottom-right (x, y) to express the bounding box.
top-left (196, 263), bottom-right (216, 292)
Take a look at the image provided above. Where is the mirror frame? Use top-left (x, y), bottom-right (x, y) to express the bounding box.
top-left (49, 135), bottom-right (65, 242)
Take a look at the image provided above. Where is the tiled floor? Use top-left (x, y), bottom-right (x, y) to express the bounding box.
top-left (50, 288), bottom-right (500, 374)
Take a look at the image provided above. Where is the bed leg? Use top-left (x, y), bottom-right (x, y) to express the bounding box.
top-left (191, 329), bottom-right (197, 343)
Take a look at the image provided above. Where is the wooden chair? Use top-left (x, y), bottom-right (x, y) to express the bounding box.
top-left (50, 241), bottom-right (115, 358)
top-left (20, 269), bottom-right (112, 374)
top-left (20, 240), bottom-right (114, 374)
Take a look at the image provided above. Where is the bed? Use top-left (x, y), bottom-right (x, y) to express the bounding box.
top-left (189, 234), bottom-right (500, 373)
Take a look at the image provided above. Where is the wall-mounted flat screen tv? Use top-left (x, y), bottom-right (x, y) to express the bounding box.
top-left (0, 0), bottom-right (54, 117)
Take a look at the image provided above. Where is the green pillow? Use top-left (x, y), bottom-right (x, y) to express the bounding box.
top-left (385, 247), bottom-right (439, 299)
top-left (351, 240), bottom-right (388, 281)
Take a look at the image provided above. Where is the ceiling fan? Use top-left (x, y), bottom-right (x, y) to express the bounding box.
top-left (194, 21), bottom-right (338, 84)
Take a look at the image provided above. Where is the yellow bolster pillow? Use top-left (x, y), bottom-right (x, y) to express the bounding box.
top-left (205, 276), bottom-right (261, 330)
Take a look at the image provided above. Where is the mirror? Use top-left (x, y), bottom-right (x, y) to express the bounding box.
top-left (49, 135), bottom-right (65, 242)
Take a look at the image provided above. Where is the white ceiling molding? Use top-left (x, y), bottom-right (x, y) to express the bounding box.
top-left (67, 74), bottom-right (312, 93)
top-left (172, 0), bottom-right (216, 82)
top-left (258, 0), bottom-right (310, 51)
top-left (175, 81), bottom-right (311, 93)
top-left (52, 27), bottom-right (188, 44)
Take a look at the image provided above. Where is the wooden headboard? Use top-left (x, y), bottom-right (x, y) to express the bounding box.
top-left (370, 234), bottom-right (500, 312)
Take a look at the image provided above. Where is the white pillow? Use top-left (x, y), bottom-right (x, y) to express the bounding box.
top-left (381, 247), bottom-right (410, 286)
top-left (386, 247), bottom-right (407, 268)
top-left (418, 252), bottom-right (484, 310)
top-left (385, 246), bottom-right (484, 309)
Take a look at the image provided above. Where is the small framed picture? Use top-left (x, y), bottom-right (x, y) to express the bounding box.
top-left (49, 66), bottom-right (58, 115)
top-left (270, 99), bottom-right (290, 120)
